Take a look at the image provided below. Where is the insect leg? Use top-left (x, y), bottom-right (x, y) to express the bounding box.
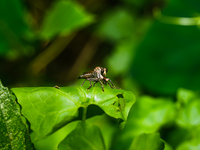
top-left (87, 81), bottom-right (92, 90)
top-left (93, 81), bottom-right (98, 87)
top-left (109, 79), bottom-right (120, 89)
top-left (81, 79), bottom-right (87, 86)
top-left (107, 82), bottom-right (114, 89)
top-left (99, 80), bottom-right (105, 92)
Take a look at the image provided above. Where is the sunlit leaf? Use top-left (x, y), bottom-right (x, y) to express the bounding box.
top-left (177, 88), bottom-right (198, 105)
top-left (176, 139), bottom-right (200, 150)
top-left (11, 86), bottom-right (135, 141)
top-left (176, 88), bottom-right (200, 129)
top-left (39, 0), bottom-right (93, 39)
top-left (127, 96), bottom-right (176, 135)
top-left (112, 96), bottom-right (176, 150)
top-left (34, 121), bottom-right (80, 150)
top-left (58, 122), bottom-right (105, 150)
top-left (0, 81), bottom-right (34, 149)
top-left (129, 133), bottom-right (165, 150)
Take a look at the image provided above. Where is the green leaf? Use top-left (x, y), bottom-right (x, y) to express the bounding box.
top-left (58, 122), bottom-right (105, 150)
top-left (112, 96), bottom-right (176, 150)
top-left (126, 96), bottom-right (176, 136)
top-left (11, 86), bottom-right (135, 141)
top-left (0, 0), bottom-right (33, 59)
top-left (34, 121), bottom-right (80, 150)
top-left (130, 133), bottom-right (165, 150)
top-left (0, 81), bottom-right (34, 149)
top-left (176, 88), bottom-right (200, 129)
top-left (164, 142), bottom-right (173, 150)
top-left (39, 0), bottom-right (93, 39)
top-left (106, 39), bottom-right (136, 75)
top-left (96, 8), bottom-right (135, 41)
top-left (177, 88), bottom-right (199, 105)
top-left (86, 114), bottom-right (117, 150)
top-left (177, 139), bottom-right (200, 150)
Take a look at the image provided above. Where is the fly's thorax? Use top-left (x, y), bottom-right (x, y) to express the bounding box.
top-left (94, 66), bottom-right (108, 79)
top-left (94, 67), bottom-right (101, 77)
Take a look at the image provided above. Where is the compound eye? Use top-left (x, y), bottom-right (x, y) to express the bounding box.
top-left (105, 68), bottom-right (108, 73)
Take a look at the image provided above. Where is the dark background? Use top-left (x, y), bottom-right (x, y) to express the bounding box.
top-left (2, 0), bottom-right (200, 97)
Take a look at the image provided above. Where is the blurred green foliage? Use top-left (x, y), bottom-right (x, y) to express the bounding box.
top-left (131, 0), bottom-right (200, 95)
top-left (58, 122), bottom-right (106, 150)
top-left (1, 0), bottom-right (200, 149)
top-left (0, 0), bottom-right (33, 59)
top-left (39, 0), bottom-right (93, 39)
top-left (130, 133), bottom-right (165, 150)
top-left (131, 22), bottom-right (200, 95)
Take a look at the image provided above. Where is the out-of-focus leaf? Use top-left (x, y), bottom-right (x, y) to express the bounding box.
top-left (176, 100), bottom-right (200, 128)
top-left (176, 139), bottom-right (200, 150)
top-left (106, 39), bottom-right (136, 75)
top-left (164, 142), bottom-right (173, 150)
top-left (34, 121), bottom-right (80, 150)
top-left (58, 122), bottom-right (105, 150)
top-left (129, 133), bottom-right (165, 150)
top-left (0, 81), bottom-right (34, 149)
top-left (97, 8), bottom-right (135, 41)
top-left (11, 86), bottom-right (135, 141)
top-left (173, 89), bottom-right (200, 149)
top-left (86, 114), bottom-right (117, 150)
top-left (131, 0), bottom-right (200, 95)
top-left (177, 88), bottom-right (198, 105)
top-left (176, 88), bottom-right (200, 129)
top-left (127, 96), bottom-right (176, 135)
top-left (112, 96), bottom-right (176, 150)
top-left (0, 0), bottom-right (33, 59)
top-left (39, 0), bottom-right (93, 39)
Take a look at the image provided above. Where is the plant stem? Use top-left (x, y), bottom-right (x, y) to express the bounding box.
top-left (82, 106), bottom-right (87, 122)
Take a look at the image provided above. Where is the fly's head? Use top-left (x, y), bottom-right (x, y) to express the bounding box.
top-left (101, 67), bottom-right (108, 77)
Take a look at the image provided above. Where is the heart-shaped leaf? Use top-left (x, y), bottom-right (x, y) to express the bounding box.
top-left (12, 86), bottom-right (135, 141)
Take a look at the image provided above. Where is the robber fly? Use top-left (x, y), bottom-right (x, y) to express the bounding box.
top-left (78, 66), bottom-right (119, 92)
